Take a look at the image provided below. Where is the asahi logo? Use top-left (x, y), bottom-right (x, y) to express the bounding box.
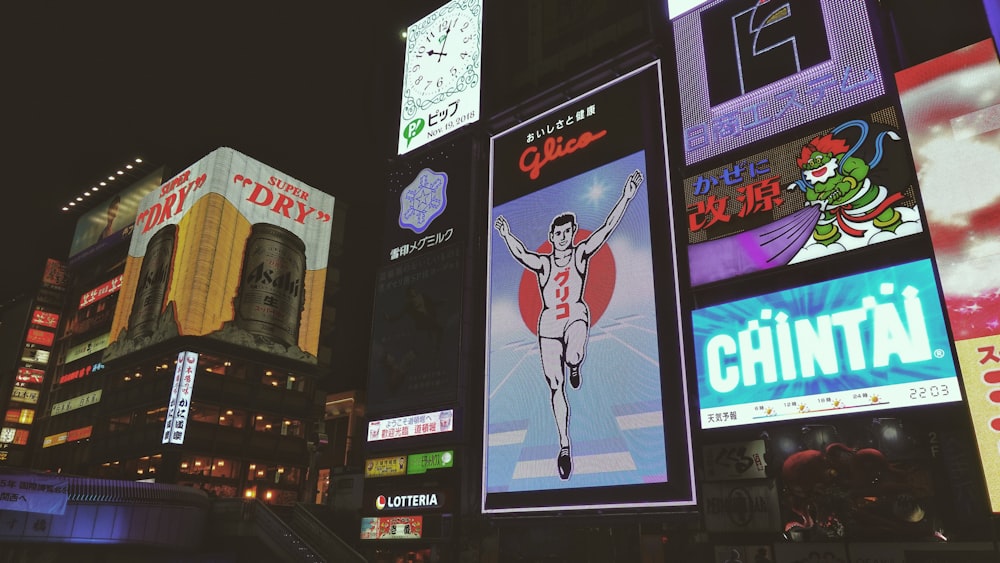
top-left (244, 262), bottom-right (302, 298)
top-left (375, 493), bottom-right (441, 510)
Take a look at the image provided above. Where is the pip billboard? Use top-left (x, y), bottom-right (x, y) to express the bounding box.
top-left (684, 107), bottom-right (923, 286)
top-left (897, 38), bottom-right (1000, 512)
top-left (673, 0), bottom-right (885, 165)
top-left (104, 147), bottom-right (335, 365)
top-left (692, 259), bottom-right (961, 429)
top-left (485, 61), bottom-right (695, 513)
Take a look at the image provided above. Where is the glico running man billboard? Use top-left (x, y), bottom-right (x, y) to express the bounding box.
top-left (104, 147), bottom-right (335, 365)
top-left (484, 61), bottom-right (695, 513)
top-left (673, 0), bottom-right (885, 165)
top-left (692, 259), bottom-right (961, 430)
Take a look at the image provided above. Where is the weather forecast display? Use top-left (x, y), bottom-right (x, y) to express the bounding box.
top-left (484, 62), bottom-right (694, 513)
top-left (673, 0), bottom-right (885, 165)
top-left (692, 259), bottom-right (961, 429)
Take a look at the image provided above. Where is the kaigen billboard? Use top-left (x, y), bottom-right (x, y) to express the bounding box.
top-left (104, 148), bottom-right (335, 365)
top-left (897, 38), bottom-right (1000, 512)
top-left (692, 259), bottom-right (961, 429)
top-left (673, 0), bottom-right (885, 165)
top-left (485, 61), bottom-right (694, 513)
top-left (684, 107), bottom-right (923, 286)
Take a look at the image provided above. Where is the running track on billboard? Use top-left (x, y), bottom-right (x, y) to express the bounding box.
top-left (486, 310), bottom-right (668, 492)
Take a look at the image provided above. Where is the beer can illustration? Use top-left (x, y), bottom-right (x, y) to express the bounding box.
top-left (234, 223), bottom-right (306, 347)
top-left (128, 224), bottom-right (177, 339)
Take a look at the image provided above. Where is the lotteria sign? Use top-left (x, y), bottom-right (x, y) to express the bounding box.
top-left (374, 490), bottom-right (446, 511)
top-left (693, 259), bottom-right (960, 429)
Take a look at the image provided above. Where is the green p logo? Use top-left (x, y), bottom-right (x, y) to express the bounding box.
top-left (403, 118), bottom-right (425, 147)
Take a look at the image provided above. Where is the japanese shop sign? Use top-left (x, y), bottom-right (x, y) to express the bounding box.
top-left (702, 440), bottom-right (767, 481)
top-left (9, 388), bottom-right (39, 405)
top-left (64, 333), bottom-right (110, 363)
top-left (407, 450), bottom-right (453, 474)
top-left (365, 455), bottom-right (408, 479)
top-left (683, 107), bottom-right (922, 286)
top-left (78, 274), bottom-right (123, 309)
top-left (24, 329), bottom-right (54, 347)
top-left (42, 426), bottom-right (92, 448)
top-left (162, 351), bottom-right (198, 445)
top-left (673, 0), bottom-right (885, 165)
top-left (31, 310), bottom-right (59, 329)
top-left (702, 480), bottom-right (781, 533)
top-left (50, 390), bottom-right (102, 417)
top-left (367, 409), bottom-right (453, 443)
top-left (360, 515), bottom-right (423, 540)
top-left (693, 259), bottom-right (960, 429)
top-left (15, 368), bottom-right (44, 385)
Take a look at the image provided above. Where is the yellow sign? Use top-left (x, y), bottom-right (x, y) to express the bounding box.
top-left (957, 337), bottom-right (1000, 511)
top-left (365, 455), bottom-right (407, 478)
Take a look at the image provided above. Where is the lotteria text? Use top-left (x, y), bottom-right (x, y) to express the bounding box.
top-left (704, 284), bottom-right (936, 393)
top-left (376, 493), bottom-right (441, 510)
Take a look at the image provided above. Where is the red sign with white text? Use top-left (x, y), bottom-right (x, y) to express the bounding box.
top-left (78, 275), bottom-right (123, 309)
top-left (31, 310), bottom-right (59, 328)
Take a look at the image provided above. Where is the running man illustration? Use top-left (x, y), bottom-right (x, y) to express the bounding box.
top-left (493, 169), bottom-right (643, 480)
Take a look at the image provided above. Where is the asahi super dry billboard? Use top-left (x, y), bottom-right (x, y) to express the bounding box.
top-left (105, 147), bottom-right (335, 365)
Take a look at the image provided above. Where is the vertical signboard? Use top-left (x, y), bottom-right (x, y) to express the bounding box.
top-left (673, 0), bottom-right (886, 165)
top-left (897, 38), bottom-right (1000, 512)
top-left (398, 0), bottom-right (483, 156)
top-left (369, 144), bottom-right (470, 413)
top-left (484, 61), bottom-right (694, 513)
top-left (163, 351), bottom-right (198, 445)
top-left (104, 147), bottom-right (335, 365)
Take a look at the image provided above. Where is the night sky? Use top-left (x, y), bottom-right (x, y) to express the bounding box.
top-left (2, 2), bottom-right (441, 300)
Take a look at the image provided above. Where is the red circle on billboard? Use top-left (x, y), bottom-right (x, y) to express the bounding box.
top-left (517, 229), bottom-right (616, 335)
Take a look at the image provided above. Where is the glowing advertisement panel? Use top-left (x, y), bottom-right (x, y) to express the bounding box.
top-left (397, 0), bottom-right (482, 156)
top-left (684, 107), bottom-right (923, 286)
top-left (673, 0), bottom-right (885, 165)
top-left (896, 39), bottom-right (1000, 512)
top-left (693, 259), bottom-right (960, 429)
top-left (485, 62), bottom-right (695, 513)
top-left (105, 147), bottom-right (335, 365)
top-left (360, 515), bottom-right (423, 540)
top-left (367, 409), bottom-right (453, 443)
top-left (365, 455), bottom-right (408, 479)
top-left (162, 352), bottom-right (198, 445)
top-left (665, 0), bottom-right (710, 20)
top-left (68, 168), bottom-right (163, 263)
